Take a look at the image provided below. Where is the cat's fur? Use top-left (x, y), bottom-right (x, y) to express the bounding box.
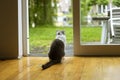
top-left (42, 30), bottom-right (66, 70)
top-left (56, 30), bottom-right (66, 47)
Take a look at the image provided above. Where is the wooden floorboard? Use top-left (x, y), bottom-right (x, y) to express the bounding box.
top-left (1, 57), bottom-right (120, 80)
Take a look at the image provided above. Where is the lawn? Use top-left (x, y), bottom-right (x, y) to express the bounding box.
top-left (29, 25), bottom-right (73, 52)
top-left (30, 25), bottom-right (73, 47)
top-left (29, 25), bottom-right (102, 53)
top-left (81, 26), bottom-right (102, 42)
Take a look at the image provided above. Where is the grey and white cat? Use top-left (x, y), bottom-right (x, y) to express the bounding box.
top-left (42, 30), bottom-right (66, 70)
top-left (56, 30), bottom-right (66, 47)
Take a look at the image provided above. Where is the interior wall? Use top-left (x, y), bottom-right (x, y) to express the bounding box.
top-left (0, 0), bottom-right (22, 59)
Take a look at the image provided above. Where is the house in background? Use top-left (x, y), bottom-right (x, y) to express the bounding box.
top-left (58, 0), bottom-right (71, 14)
top-left (55, 0), bottom-right (72, 26)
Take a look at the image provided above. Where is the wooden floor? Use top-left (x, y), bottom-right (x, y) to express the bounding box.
top-left (1, 57), bottom-right (120, 80)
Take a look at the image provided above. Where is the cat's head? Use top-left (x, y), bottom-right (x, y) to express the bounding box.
top-left (56, 30), bottom-right (66, 46)
top-left (56, 30), bottom-right (65, 36)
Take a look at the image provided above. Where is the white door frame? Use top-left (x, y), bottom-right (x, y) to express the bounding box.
top-left (22, 0), bottom-right (29, 56)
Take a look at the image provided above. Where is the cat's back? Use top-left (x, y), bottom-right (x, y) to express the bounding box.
top-left (49, 39), bottom-right (65, 60)
top-left (50, 39), bottom-right (64, 52)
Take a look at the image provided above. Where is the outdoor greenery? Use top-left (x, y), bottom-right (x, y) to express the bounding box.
top-left (30, 25), bottom-right (73, 48)
top-left (88, 0), bottom-right (108, 6)
top-left (81, 0), bottom-right (109, 13)
top-left (30, 25), bottom-right (101, 51)
top-left (113, 0), bottom-right (120, 7)
top-left (81, 0), bottom-right (120, 24)
top-left (29, 0), bottom-right (120, 27)
top-left (81, 26), bottom-right (102, 42)
top-left (29, 0), bottom-right (57, 26)
top-left (29, 0), bottom-right (120, 53)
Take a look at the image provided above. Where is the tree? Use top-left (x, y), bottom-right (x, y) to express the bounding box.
top-left (88, 0), bottom-right (97, 6)
top-left (97, 0), bottom-right (108, 5)
top-left (88, 0), bottom-right (108, 6)
top-left (113, 0), bottom-right (120, 7)
top-left (29, 0), bottom-right (35, 27)
top-left (29, 0), bottom-right (57, 27)
top-left (80, 0), bottom-right (91, 24)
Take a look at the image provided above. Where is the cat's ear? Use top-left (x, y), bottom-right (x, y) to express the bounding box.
top-left (61, 30), bottom-right (65, 35)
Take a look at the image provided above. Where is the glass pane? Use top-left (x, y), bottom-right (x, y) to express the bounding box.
top-left (80, 0), bottom-right (120, 45)
top-left (29, 0), bottom-right (73, 56)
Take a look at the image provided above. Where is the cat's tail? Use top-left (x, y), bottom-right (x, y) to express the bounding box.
top-left (41, 60), bottom-right (60, 70)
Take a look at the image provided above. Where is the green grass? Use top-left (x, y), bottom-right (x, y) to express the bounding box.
top-left (30, 25), bottom-right (73, 49)
top-left (29, 25), bottom-right (102, 51)
top-left (81, 27), bottom-right (102, 42)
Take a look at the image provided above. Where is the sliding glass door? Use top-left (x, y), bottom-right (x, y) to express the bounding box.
top-left (73, 0), bottom-right (120, 55)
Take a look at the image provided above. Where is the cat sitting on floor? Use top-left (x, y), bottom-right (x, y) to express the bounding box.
top-left (42, 30), bottom-right (66, 70)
